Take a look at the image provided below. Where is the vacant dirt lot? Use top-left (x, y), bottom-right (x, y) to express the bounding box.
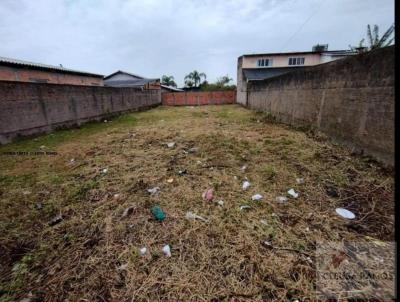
top-left (0, 105), bottom-right (394, 301)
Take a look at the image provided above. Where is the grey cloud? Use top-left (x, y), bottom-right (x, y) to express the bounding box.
top-left (0, 0), bottom-right (394, 86)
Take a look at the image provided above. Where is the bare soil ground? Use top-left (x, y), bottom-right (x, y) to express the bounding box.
top-left (0, 105), bottom-right (394, 301)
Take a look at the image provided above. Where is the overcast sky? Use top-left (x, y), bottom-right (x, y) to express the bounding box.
top-left (0, 0), bottom-right (394, 86)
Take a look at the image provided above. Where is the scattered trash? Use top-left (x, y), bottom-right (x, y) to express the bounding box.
top-left (185, 211), bottom-right (208, 222)
top-left (178, 169), bottom-right (187, 176)
top-left (167, 142), bottom-right (175, 148)
top-left (251, 194), bottom-right (263, 201)
top-left (305, 257), bottom-right (313, 264)
top-left (240, 165), bottom-right (247, 172)
top-left (276, 196), bottom-right (288, 203)
top-left (121, 206), bottom-right (135, 218)
top-left (217, 200), bottom-right (224, 206)
top-left (48, 214), bottom-right (63, 226)
top-left (101, 168), bottom-right (108, 174)
top-left (162, 244), bottom-right (171, 257)
top-left (364, 235), bottom-right (387, 246)
top-left (167, 178), bottom-right (174, 183)
top-left (196, 160), bottom-right (202, 165)
top-left (113, 193), bottom-right (120, 199)
top-left (233, 176), bottom-right (238, 180)
top-left (305, 227), bottom-right (310, 232)
top-left (242, 181), bottom-right (251, 190)
top-left (39, 145), bottom-right (46, 150)
top-left (263, 240), bottom-right (272, 247)
top-left (104, 119), bottom-right (108, 123)
top-left (151, 205), bottom-right (166, 221)
top-left (139, 247), bottom-right (147, 256)
top-left (70, 158), bottom-right (75, 163)
top-left (239, 205), bottom-right (251, 210)
top-left (35, 203), bottom-right (43, 210)
top-left (22, 190), bottom-right (31, 195)
top-left (335, 208), bottom-right (356, 219)
top-left (260, 219), bottom-right (268, 226)
top-left (287, 188), bottom-right (299, 198)
top-left (117, 263), bottom-right (128, 271)
top-left (202, 188), bottom-right (214, 201)
top-left (296, 178), bottom-right (305, 184)
top-left (147, 187), bottom-right (160, 194)
top-left (188, 147), bottom-right (198, 153)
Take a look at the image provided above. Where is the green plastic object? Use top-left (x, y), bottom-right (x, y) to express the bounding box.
top-left (151, 205), bottom-right (166, 221)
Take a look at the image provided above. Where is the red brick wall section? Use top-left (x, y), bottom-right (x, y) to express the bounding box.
top-left (162, 91), bottom-right (236, 106)
top-left (0, 65), bottom-right (103, 86)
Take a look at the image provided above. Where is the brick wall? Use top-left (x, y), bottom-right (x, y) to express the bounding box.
top-left (162, 91), bottom-right (236, 106)
top-left (0, 81), bottom-right (160, 144)
top-left (246, 46), bottom-right (394, 165)
top-left (0, 65), bottom-right (103, 86)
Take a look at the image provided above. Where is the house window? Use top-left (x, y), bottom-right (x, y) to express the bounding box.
top-left (257, 58), bottom-right (273, 67)
top-left (288, 57), bottom-right (305, 66)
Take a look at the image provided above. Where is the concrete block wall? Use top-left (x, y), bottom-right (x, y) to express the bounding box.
top-left (246, 46), bottom-right (394, 165)
top-left (162, 91), bottom-right (236, 106)
top-left (0, 81), bottom-right (161, 144)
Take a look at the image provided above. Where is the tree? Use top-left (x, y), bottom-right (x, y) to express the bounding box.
top-left (161, 75), bottom-right (177, 87)
top-left (200, 75), bottom-right (236, 91)
top-left (184, 70), bottom-right (206, 87)
top-left (350, 24), bottom-right (394, 52)
top-left (215, 75), bottom-right (233, 87)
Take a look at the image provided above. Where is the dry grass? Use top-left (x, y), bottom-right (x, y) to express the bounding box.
top-left (0, 105), bottom-right (394, 301)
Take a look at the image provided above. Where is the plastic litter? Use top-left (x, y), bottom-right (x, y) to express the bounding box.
top-left (240, 205), bottom-right (251, 210)
top-left (185, 211), bottom-right (208, 222)
top-left (139, 247), bottom-right (147, 256)
top-left (251, 194), bottom-right (263, 201)
top-left (276, 196), bottom-right (288, 203)
top-left (35, 203), bottom-right (43, 210)
top-left (102, 168), bottom-right (108, 174)
top-left (162, 245), bottom-right (171, 257)
top-left (117, 263), bottom-right (128, 271)
top-left (335, 208), bottom-right (356, 219)
top-left (296, 178), bottom-right (305, 184)
top-left (113, 194), bottom-right (120, 199)
top-left (287, 188), bottom-right (299, 198)
top-left (167, 142), bottom-right (175, 148)
top-left (121, 206), bottom-right (134, 218)
top-left (217, 200), bottom-right (224, 206)
top-left (151, 205), bottom-right (166, 221)
top-left (242, 181), bottom-right (251, 190)
top-left (167, 178), bottom-right (174, 183)
top-left (178, 169), bottom-right (187, 176)
top-left (104, 119), bottom-right (108, 123)
top-left (240, 165), bottom-right (247, 172)
top-left (48, 214), bottom-right (63, 226)
top-left (147, 187), bottom-right (160, 194)
top-left (188, 147), bottom-right (198, 153)
top-left (260, 219), bottom-right (268, 226)
top-left (202, 188), bottom-right (214, 201)
top-left (22, 190), bottom-right (31, 195)
top-left (70, 158), bottom-right (75, 163)
top-left (263, 240), bottom-right (272, 247)
top-left (233, 176), bottom-right (238, 180)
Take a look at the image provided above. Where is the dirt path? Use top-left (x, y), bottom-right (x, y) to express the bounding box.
top-left (0, 105), bottom-right (394, 301)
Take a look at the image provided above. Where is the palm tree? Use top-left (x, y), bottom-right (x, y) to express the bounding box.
top-left (161, 75), bottom-right (177, 87)
top-left (216, 75), bottom-right (233, 87)
top-left (366, 24), bottom-right (394, 49)
top-left (184, 70), bottom-right (206, 87)
top-left (350, 24), bottom-right (394, 52)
